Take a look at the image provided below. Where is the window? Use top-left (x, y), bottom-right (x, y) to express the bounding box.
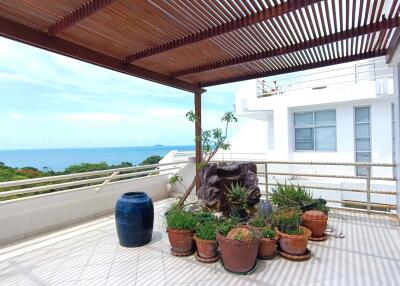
top-left (354, 107), bottom-right (371, 176)
top-left (294, 110), bottom-right (336, 151)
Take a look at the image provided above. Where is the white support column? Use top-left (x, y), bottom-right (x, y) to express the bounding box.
top-left (393, 64), bottom-right (400, 218)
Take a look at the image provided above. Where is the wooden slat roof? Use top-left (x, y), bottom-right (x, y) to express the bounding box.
top-left (0, 0), bottom-right (399, 93)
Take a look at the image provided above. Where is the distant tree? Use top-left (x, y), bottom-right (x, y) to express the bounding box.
top-left (62, 162), bottom-right (109, 174)
top-left (42, 167), bottom-right (56, 176)
top-left (110, 161), bottom-right (133, 169)
top-left (140, 155), bottom-right (162, 166)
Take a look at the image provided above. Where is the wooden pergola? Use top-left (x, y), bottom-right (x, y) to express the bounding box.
top-left (1, 0), bottom-right (400, 171)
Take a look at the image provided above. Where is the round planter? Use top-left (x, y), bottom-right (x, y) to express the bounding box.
top-left (302, 210), bottom-right (328, 238)
top-left (217, 230), bottom-right (261, 273)
top-left (194, 235), bottom-right (218, 261)
top-left (115, 192), bottom-right (154, 247)
top-left (276, 226), bottom-right (311, 256)
top-left (230, 206), bottom-right (248, 221)
top-left (258, 236), bottom-right (277, 259)
top-left (167, 228), bottom-right (195, 255)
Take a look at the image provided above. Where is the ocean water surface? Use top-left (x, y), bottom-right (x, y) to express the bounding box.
top-left (0, 145), bottom-right (194, 171)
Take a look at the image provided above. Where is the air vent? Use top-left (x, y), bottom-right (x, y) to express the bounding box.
top-left (312, 86), bottom-right (327, 90)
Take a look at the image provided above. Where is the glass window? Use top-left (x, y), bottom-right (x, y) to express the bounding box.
top-left (294, 110), bottom-right (336, 151)
top-left (316, 127), bottom-right (336, 150)
top-left (315, 110), bottom-right (336, 125)
top-left (354, 106), bottom-right (371, 176)
top-left (294, 112), bottom-right (313, 126)
top-left (355, 107), bottom-right (370, 122)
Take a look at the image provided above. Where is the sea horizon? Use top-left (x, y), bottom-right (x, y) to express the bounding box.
top-left (0, 145), bottom-right (194, 171)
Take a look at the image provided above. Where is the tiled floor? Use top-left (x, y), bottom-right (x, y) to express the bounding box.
top-left (1, 198), bottom-right (399, 286)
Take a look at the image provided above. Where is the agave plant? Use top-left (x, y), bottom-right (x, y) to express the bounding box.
top-left (225, 182), bottom-right (248, 208)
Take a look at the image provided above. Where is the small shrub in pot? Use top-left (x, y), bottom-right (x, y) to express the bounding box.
top-left (193, 212), bottom-right (218, 261)
top-left (257, 226), bottom-right (277, 259)
top-left (165, 203), bottom-right (197, 255)
top-left (272, 207), bottom-right (311, 256)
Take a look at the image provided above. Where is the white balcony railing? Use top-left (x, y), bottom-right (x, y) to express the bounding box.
top-left (0, 161), bottom-right (186, 200)
top-left (256, 59), bottom-right (393, 98)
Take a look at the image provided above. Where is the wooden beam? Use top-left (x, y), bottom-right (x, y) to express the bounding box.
top-left (0, 16), bottom-right (203, 94)
top-left (46, 0), bottom-right (117, 36)
top-left (172, 17), bottom-right (400, 78)
top-left (200, 50), bottom-right (387, 87)
top-left (194, 92), bottom-right (202, 193)
top-left (122, 0), bottom-right (323, 62)
top-left (387, 28), bottom-right (400, 63)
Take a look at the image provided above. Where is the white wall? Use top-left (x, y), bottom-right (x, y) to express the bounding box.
top-left (0, 174), bottom-right (170, 246)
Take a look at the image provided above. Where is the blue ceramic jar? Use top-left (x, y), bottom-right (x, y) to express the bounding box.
top-left (115, 192), bottom-right (154, 247)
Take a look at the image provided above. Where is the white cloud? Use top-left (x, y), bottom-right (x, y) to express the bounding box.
top-left (10, 113), bottom-right (24, 120)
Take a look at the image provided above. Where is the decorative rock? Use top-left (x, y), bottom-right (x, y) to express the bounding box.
top-left (197, 162), bottom-right (261, 212)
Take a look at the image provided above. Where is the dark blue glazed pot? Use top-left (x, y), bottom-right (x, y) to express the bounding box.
top-left (115, 192), bottom-right (154, 247)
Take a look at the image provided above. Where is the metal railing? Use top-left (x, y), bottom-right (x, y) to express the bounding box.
top-left (211, 157), bottom-right (396, 215)
top-left (0, 161), bottom-right (186, 201)
top-left (256, 59), bottom-right (393, 97)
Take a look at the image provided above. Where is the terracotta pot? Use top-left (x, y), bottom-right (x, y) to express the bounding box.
top-left (167, 228), bottom-right (195, 254)
top-left (194, 235), bottom-right (218, 259)
top-left (217, 230), bottom-right (261, 273)
top-left (301, 210), bottom-right (328, 238)
top-left (276, 226), bottom-right (311, 256)
top-left (258, 236), bottom-right (278, 258)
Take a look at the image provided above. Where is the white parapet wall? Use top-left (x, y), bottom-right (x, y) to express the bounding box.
top-left (0, 174), bottom-right (170, 245)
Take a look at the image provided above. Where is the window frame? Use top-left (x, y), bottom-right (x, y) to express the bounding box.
top-left (293, 109), bottom-right (337, 152)
top-left (354, 106), bottom-right (371, 177)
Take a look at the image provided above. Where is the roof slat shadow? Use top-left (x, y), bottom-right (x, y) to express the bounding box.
top-left (0, 0), bottom-right (399, 91)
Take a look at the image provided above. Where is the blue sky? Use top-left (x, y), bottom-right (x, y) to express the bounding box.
top-left (0, 37), bottom-right (249, 150)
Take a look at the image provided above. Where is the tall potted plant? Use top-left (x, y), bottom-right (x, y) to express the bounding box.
top-left (272, 207), bottom-right (311, 256)
top-left (169, 111), bottom-right (237, 207)
top-left (165, 204), bottom-right (197, 256)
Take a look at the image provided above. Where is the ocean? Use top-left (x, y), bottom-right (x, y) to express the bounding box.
top-left (0, 145), bottom-right (194, 171)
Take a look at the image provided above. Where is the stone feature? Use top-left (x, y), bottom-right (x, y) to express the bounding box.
top-left (197, 162), bottom-right (261, 212)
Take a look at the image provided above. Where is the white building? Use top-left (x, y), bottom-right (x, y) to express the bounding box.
top-left (228, 57), bottom-right (396, 211)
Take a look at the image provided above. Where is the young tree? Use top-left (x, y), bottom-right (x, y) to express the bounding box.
top-left (170, 110), bottom-right (237, 207)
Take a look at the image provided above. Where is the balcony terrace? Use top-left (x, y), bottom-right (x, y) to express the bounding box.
top-left (0, 157), bottom-right (399, 286)
top-left (1, 197), bottom-right (399, 286)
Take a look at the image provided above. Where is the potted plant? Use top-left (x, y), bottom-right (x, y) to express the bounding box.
top-left (271, 183), bottom-right (329, 214)
top-left (270, 183), bottom-right (313, 209)
top-left (193, 212), bottom-right (218, 262)
top-left (225, 182), bottom-right (248, 220)
top-left (165, 203), bottom-right (197, 256)
top-left (272, 207), bottom-right (311, 256)
top-left (217, 220), bottom-right (261, 273)
top-left (248, 214), bottom-right (277, 259)
top-left (248, 213), bottom-right (268, 229)
top-left (258, 226), bottom-right (278, 259)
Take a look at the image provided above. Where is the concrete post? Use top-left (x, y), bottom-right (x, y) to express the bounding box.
top-left (393, 64), bottom-right (400, 218)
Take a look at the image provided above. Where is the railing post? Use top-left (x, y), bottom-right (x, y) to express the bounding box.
top-left (366, 165), bottom-right (371, 213)
top-left (265, 163), bottom-right (269, 201)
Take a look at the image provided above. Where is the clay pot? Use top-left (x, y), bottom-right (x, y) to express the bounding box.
top-left (167, 228), bottom-right (195, 254)
top-left (258, 236), bottom-right (278, 259)
top-left (302, 210), bottom-right (328, 238)
top-left (194, 235), bottom-right (218, 259)
top-left (276, 226), bottom-right (311, 256)
top-left (217, 228), bottom-right (261, 273)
